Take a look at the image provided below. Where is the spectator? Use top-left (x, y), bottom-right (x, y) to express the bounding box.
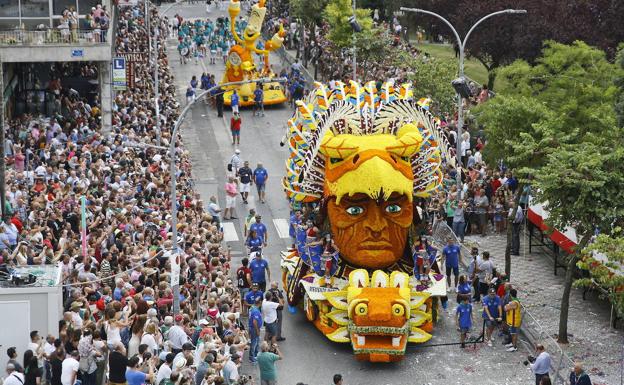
top-left (333, 374), bottom-right (343, 385)
top-left (268, 281), bottom-right (286, 341)
top-left (475, 251), bottom-right (494, 301)
top-left (570, 363), bottom-right (592, 385)
top-left (7, 348), bottom-right (24, 373)
top-left (4, 364), bottom-right (25, 385)
top-left (60, 351), bottom-right (79, 385)
top-left (224, 176), bottom-right (238, 220)
top-left (529, 344), bottom-right (551, 385)
top-left (257, 342), bottom-right (282, 385)
top-left (504, 289), bottom-right (522, 352)
top-left (108, 344), bottom-right (128, 385)
top-left (261, 291), bottom-right (281, 344)
top-left (221, 353), bottom-right (241, 385)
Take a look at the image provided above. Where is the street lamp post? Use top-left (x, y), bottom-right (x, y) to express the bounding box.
top-left (400, 8), bottom-right (526, 189)
top-left (168, 77), bottom-right (286, 314)
top-left (352, 0), bottom-right (357, 81)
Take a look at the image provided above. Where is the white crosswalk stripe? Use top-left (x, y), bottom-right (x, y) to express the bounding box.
top-left (273, 218), bottom-right (291, 239)
top-left (222, 221), bottom-right (239, 242)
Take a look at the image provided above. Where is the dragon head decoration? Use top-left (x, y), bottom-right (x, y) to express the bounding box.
top-left (283, 81), bottom-right (452, 269)
top-left (323, 269), bottom-right (432, 362)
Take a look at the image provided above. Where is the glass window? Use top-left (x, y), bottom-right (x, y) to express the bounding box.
top-left (53, 0), bottom-right (77, 16)
top-left (22, 18), bottom-right (51, 29)
top-left (0, 19), bottom-right (21, 30)
top-left (77, 0), bottom-right (103, 16)
top-left (21, 0), bottom-right (51, 17)
top-left (0, 0), bottom-right (19, 18)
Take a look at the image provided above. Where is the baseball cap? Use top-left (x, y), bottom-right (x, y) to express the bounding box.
top-left (235, 149), bottom-right (240, 154)
top-left (488, 287), bottom-right (496, 294)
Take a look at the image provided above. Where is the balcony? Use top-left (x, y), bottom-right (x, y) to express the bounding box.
top-left (0, 29), bottom-right (109, 46)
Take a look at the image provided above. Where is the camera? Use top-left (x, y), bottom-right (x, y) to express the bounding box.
top-left (523, 355), bottom-right (536, 366)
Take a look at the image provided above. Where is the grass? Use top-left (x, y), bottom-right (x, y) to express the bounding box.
top-left (410, 42), bottom-right (508, 93)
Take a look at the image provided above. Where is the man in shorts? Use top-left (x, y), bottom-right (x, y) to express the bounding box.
top-left (482, 287), bottom-right (502, 347)
top-left (253, 162), bottom-right (268, 203)
top-left (231, 90), bottom-right (240, 114)
top-left (443, 238), bottom-right (461, 292)
top-left (230, 111), bottom-right (241, 145)
top-left (238, 161), bottom-right (253, 204)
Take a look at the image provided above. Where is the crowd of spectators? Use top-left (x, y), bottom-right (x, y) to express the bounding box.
top-left (0, 3), bottom-right (271, 385)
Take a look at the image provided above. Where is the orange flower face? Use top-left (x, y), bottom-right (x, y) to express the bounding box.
top-left (327, 193), bottom-right (413, 269)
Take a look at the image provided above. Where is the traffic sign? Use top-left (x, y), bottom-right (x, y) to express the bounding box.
top-left (112, 57), bottom-right (127, 91)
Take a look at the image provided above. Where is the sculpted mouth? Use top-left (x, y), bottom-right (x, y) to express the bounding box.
top-left (349, 324), bottom-right (409, 352)
top-left (360, 240), bottom-right (392, 249)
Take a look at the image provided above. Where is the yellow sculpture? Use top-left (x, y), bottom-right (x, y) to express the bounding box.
top-left (280, 81), bottom-right (453, 362)
top-left (222, 0), bottom-right (287, 106)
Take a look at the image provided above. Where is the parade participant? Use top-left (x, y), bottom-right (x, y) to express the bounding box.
top-left (482, 288), bottom-right (503, 347)
top-left (245, 282), bottom-right (265, 307)
top-left (288, 210), bottom-right (302, 250)
top-left (456, 275), bottom-right (472, 304)
top-left (253, 84), bottom-right (265, 117)
top-left (249, 251), bottom-right (270, 291)
top-left (261, 292), bottom-right (282, 344)
top-left (443, 238), bottom-right (461, 292)
top-left (237, 257), bottom-right (252, 311)
top-left (244, 208), bottom-right (257, 237)
top-left (268, 282), bottom-right (286, 342)
top-left (237, 161), bottom-right (253, 204)
top-left (253, 162), bottom-right (268, 203)
top-left (249, 215), bottom-right (268, 247)
top-left (456, 295), bottom-right (473, 349)
top-left (319, 234), bottom-right (339, 287)
top-left (245, 230), bottom-right (263, 253)
top-left (230, 112), bottom-right (242, 146)
top-left (248, 297), bottom-right (263, 365)
top-left (230, 90), bottom-right (240, 114)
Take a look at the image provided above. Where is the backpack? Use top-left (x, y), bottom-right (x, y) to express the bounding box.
top-left (236, 267), bottom-right (247, 288)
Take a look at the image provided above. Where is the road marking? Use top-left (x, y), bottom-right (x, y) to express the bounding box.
top-left (273, 218), bottom-right (291, 239)
top-left (222, 221), bottom-right (239, 242)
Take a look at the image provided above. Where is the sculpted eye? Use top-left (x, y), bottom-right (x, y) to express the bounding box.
top-left (330, 157), bottom-right (343, 164)
top-left (392, 304), bottom-right (405, 316)
top-left (355, 303), bottom-right (368, 316)
top-left (346, 206), bottom-right (364, 216)
top-left (385, 204), bottom-right (401, 213)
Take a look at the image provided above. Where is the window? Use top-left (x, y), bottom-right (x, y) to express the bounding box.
top-left (21, 0), bottom-right (50, 17)
top-left (0, 0), bottom-right (19, 18)
top-left (53, 0), bottom-right (77, 16)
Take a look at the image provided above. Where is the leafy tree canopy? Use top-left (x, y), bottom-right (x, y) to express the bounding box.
top-left (324, 0), bottom-right (374, 49)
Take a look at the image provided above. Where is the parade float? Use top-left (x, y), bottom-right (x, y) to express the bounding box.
top-left (222, 0), bottom-right (287, 107)
top-left (280, 81), bottom-right (453, 362)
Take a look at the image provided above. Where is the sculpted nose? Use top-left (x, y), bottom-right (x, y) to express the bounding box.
top-left (364, 206), bottom-right (387, 236)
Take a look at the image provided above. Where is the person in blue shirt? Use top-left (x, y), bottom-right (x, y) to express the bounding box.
top-left (231, 90), bottom-right (240, 114)
top-left (249, 215), bottom-right (268, 246)
top-left (248, 251), bottom-right (270, 291)
top-left (482, 287), bottom-right (503, 347)
top-left (253, 162), bottom-right (268, 203)
top-left (126, 356), bottom-right (154, 385)
top-left (246, 229), bottom-right (263, 253)
top-left (455, 296), bottom-right (473, 349)
top-left (244, 283), bottom-right (264, 306)
top-left (289, 210), bottom-right (302, 250)
top-left (253, 84), bottom-right (264, 117)
top-left (456, 274), bottom-right (472, 303)
top-left (443, 238), bottom-right (461, 291)
top-left (248, 297), bottom-right (263, 364)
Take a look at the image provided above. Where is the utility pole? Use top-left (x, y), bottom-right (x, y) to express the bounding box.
top-left (0, 56), bottom-right (5, 220)
top-left (154, 23), bottom-right (161, 145)
top-left (352, 0), bottom-right (356, 81)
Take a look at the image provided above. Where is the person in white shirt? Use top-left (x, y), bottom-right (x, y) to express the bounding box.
top-left (166, 320), bottom-right (190, 353)
top-left (261, 292), bottom-right (282, 344)
top-left (4, 363), bottom-right (25, 385)
top-left (155, 353), bottom-right (174, 385)
top-left (221, 353), bottom-right (240, 385)
top-left (60, 351), bottom-right (80, 385)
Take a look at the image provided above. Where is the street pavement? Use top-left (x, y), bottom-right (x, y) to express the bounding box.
top-left (464, 232), bottom-right (623, 385)
top-left (152, 3), bottom-right (622, 384)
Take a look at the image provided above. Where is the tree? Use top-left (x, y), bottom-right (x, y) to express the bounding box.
top-left (397, 52), bottom-right (458, 114)
top-left (323, 0), bottom-right (374, 49)
top-left (615, 44), bottom-right (624, 128)
top-left (399, 0), bottom-right (624, 90)
top-left (290, 0), bottom-right (329, 65)
top-left (474, 41), bottom-right (624, 343)
top-left (576, 231), bottom-right (624, 322)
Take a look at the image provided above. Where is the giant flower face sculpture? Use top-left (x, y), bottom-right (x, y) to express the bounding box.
top-left (283, 81), bottom-right (451, 271)
top-left (320, 127), bottom-right (422, 268)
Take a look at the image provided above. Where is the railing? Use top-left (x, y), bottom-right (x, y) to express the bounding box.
top-left (430, 219), bottom-right (575, 384)
top-left (0, 28), bottom-right (110, 46)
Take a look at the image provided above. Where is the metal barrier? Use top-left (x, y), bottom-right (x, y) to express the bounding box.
top-left (430, 219), bottom-right (574, 384)
top-left (0, 29), bottom-right (109, 46)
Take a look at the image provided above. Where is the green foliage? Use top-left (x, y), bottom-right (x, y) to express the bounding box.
top-left (397, 52), bottom-right (457, 114)
top-left (323, 0), bottom-right (373, 49)
top-left (615, 43), bottom-right (624, 128)
top-left (473, 96), bottom-right (549, 171)
top-left (576, 230), bottom-right (624, 317)
top-left (290, 0), bottom-right (328, 26)
top-left (476, 41), bottom-right (623, 179)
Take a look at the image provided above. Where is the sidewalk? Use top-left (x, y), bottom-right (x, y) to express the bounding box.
top-left (463, 231), bottom-right (622, 385)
